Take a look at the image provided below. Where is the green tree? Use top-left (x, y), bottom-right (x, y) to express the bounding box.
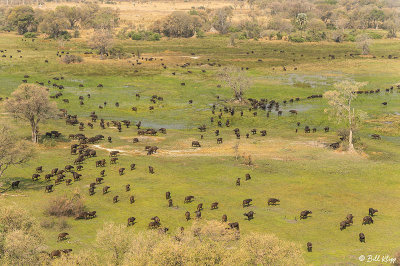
top-left (38, 11), bottom-right (69, 38)
top-left (295, 13), bottom-right (308, 34)
top-left (55, 5), bottom-right (81, 29)
top-left (6, 6), bottom-right (36, 34)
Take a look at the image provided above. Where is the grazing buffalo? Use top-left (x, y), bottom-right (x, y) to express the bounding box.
top-left (103, 186), bottom-right (110, 194)
top-left (45, 185), bottom-right (53, 193)
top-left (11, 181), bottom-right (20, 189)
top-left (130, 164), bottom-right (136, 170)
top-left (245, 173), bottom-right (251, 180)
top-left (32, 174), bottom-right (40, 181)
top-left (192, 141), bottom-right (201, 147)
top-left (89, 187), bottom-right (95, 196)
top-left (217, 138), bottom-right (223, 144)
top-left (149, 166), bottom-right (154, 174)
top-left (371, 134), bottom-right (381, 140)
top-left (113, 196), bottom-right (119, 203)
top-left (307, 242), bottom-right (312, 252)
top-left (236, 178), bottom-right (241, 186)
top-left (346, 214), bottom-right (354, 225)
top-left (340, 221), bottom-right (347, 230)
top-left (228, 222), bottom-right (239, 230)
top-left (185, 211), bottom-right (191, 221)
top-left (50, 250), bottom-right (62, 259)
top-left (148, 221), bottom-right (160, 229)
top-left (324, 127), bottom-right (329, 132)
top-left (222, 214), bottom-right (227, 222)
top-left (243, 199), bottom-right (252, 207)
top-left (58, 232), bottom-right (69, 241)
top-left (244, 211), bottom-right (255, 220)
top-left (195, 210), bottom-right (201, 219)
top-left (359, 233), bottom-right (365, 243)
top-left (96, 177), bottom-right (104, 184)
top-left (211, 202), bottom-right (219, 210)
top-left (184, 196), bottom-right (195, 203)
top-left (65, 165), bottom-right (74, 172)
top-left (45, 174), bottom-right (53, 181)
top-left (300, 210), bottom-right (312, 219)
top-left (268, 198), bottom-right (280, 205)
top-left (127, 217), bottom-right (136, 226)
top-left (126, 184), bottom-right (130, 191)
top-left (119, 168), bottom-right (125, 176)
top-left (110, 151), bottom-right (120, 157)
top-left (166, 191), bottom-right (171, 199)
top-left (362, 216), bottom-right (373, 225)
top-left (197, 203), bottom-right (203, 211)
top-left (369, 208), bottom-right (378, 216)
top-left (100, 170), bottom-right (105, 177)
top-left (36, 166), bottom-right (43, 173)
top-left (168, 199), bottom-right (173, 207)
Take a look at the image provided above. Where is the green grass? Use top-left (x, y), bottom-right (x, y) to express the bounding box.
top-left (0, 32), bottom-right (400, 265)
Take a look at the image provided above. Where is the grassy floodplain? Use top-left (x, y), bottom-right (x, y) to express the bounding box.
top-left (0, 32), bottom-right (400, 264)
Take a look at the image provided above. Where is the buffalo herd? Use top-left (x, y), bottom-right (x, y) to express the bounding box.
top-left (3, 47), bottom-right (396, 258)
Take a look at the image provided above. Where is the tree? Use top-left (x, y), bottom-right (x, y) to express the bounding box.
top-left (0, 127), bottom-right (33, 179)
top-left (323, 81), bottom-right (367, 152)
top-left (212, 7), bottom-right (233, 34)
top-left (0, 206), bottom-right (47, 265)
top-left (6, 6), bottom-right (36, 34)
top-left (90, 29), bottom-right (114, 58)
top-left (157, 12), bottom-right (200, 38)
top-left (5, 84), bottom-right (57, 143)
top-left (384, 17), bottom-right (400, 38)
top-left (356, 34), bottom-right (371, 55)
top-left (219, 66), bottom-right (251, 102)
top-left (55, 6), bottom-right (81, 29)
top-left (38, 11), bottom-right (69, 39)
top-left (295, 13), bottom-right (308, 34)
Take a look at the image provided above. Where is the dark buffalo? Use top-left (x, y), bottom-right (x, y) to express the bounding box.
top-left (243, 199), bottom-right (252, 207)
top-left (268, 198), bottom-right (280, 205)
top-left (300, 210), bottom-right (312, 219)
top-left (127, 217), bottom-right (136, 226)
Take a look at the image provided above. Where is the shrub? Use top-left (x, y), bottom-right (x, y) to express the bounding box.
top-left (289, 35), bottom-right (305, 43)
top-left (368, 32), bottom-right (383, 39)
top-left (129, 31), bottom-right (142, 40)
top-left (61, 54), bottom-right (83, 64)
top-left (196, 29), bottom-right (205, 38)
top-left (128, 31), bottom-right (160, 41)
top-left (45, 193), bottom-right (85, 217)
top-left (23, 32), bottom-right (37, 38)
top-left (0, 206), bottom-right (47, 265)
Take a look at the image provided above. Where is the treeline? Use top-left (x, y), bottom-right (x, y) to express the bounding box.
top-left (248, 0), bottom-right (400, 40)
top-left (0, 0), bottom-right (399, 53)
top-left (0, 4), bottom-right (119, 38)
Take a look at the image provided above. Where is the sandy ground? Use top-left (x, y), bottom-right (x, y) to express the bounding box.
top-left (37, 1), bottom-right (251, 27)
